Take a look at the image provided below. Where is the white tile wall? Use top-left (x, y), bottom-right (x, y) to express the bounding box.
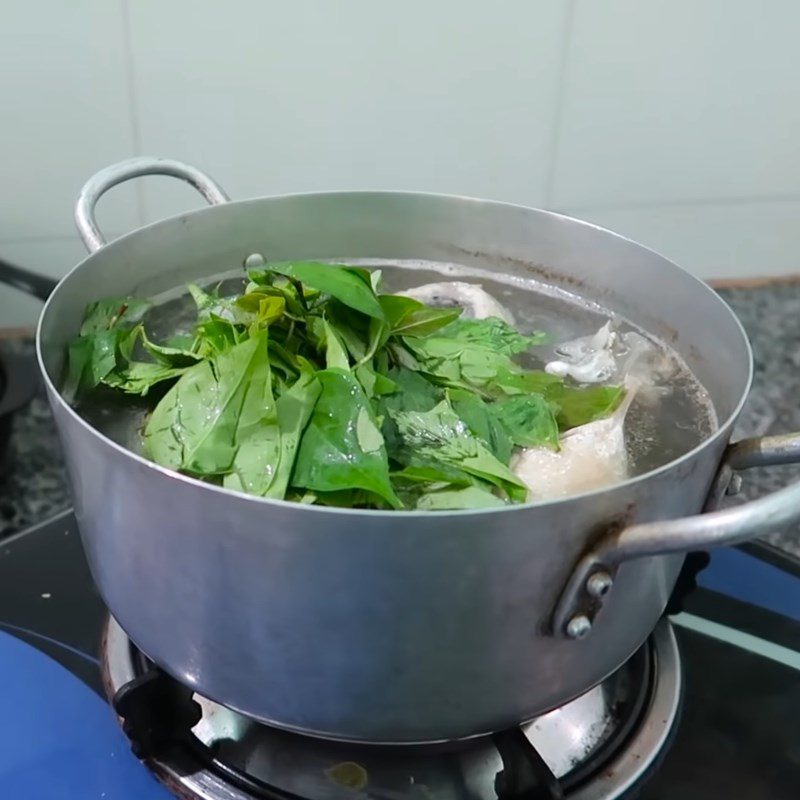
top-left (0, 1), bottom-right (141, 243)
top-left (2, 0), bottom-right (800, 329)
top-left (551, 0), bottom-right (800, 208)
top-left (566, 200), bottom-right (800, 280)
top-left (126, 0), bottom-right (568, 223)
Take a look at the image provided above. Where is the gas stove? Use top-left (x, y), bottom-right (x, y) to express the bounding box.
top-left (1, 511), bottom-right (798, 799)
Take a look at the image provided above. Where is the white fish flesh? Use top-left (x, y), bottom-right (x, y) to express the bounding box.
top-left (399, 281), bottom-right (514, 324)
top-left (511, 384), bottom-right (638, 502)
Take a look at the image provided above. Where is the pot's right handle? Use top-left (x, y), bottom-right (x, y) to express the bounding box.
top-left (552, 431), bottom-right (800, 639)
top-left (75, 157), bottom-right (230, 254)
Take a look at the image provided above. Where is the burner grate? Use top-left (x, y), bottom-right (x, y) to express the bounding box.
top-left (102, 619), bottom-right (680, 800)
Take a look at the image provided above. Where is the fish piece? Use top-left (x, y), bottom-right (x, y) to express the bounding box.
top-left (545, 323), bottom-right (676, 392)
top-left (545, 322), bottom-right (617, 383)
top-left (399, 281), bottom-right (514, 324)
top-left (511, 383), bottom-right (638, 502)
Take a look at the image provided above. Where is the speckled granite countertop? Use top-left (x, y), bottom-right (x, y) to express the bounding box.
top-left (1, 282), bottom-right (799, 556)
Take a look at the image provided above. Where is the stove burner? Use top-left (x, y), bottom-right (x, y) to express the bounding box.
top-left (492, 727), bottom-right (564, 798)
top-left (102, 619), bottom-right (681, 800)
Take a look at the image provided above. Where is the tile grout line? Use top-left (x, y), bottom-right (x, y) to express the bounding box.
top-left (542, 0), bottom-right (576, 209)
top-left (120, 0), bottom-right (146, 227)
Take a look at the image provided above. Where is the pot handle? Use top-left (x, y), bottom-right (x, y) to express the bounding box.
top-left (0, 259), bottom-right (58, 302)
top-left (75, 157), bottom-right (230, 253)
top-left (552, 431), bottom-right (800, 639)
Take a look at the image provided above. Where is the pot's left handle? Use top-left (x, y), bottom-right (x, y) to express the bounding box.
top-left (552, 431), bottom-right (800, 639)
top-left (75, 157), bottom-right (230, 253)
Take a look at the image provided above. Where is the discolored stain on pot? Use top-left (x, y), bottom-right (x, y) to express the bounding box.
top-left (437, 241), bottom-right (592, 294)
top-left (434, 241), bottom-right (688, 350)
top-left (590, 502), bottom-right (638, 551)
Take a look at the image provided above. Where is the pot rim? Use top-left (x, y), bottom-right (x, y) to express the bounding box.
top-left (35, 190), bottom-right (754, 518)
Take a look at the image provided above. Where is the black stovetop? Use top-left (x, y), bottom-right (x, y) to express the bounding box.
top-left (0, 511), bottom-right (798, 799)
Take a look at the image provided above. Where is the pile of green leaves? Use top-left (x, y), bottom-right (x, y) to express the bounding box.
top-left (64, 262), bottom-right (624, 510)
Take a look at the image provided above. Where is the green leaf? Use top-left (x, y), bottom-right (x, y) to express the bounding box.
top-left (336, 323), bottom-right (367, 361)
top-left (440, 316), bottom-right (546, 354)
top-left (493, 367), bottom-right (562, 396)
top-left (235, 292), bottom-right (286, 327)
top-left (186, 283), bottom-right (236, 322)
top-left (382, 367), bottom-right (440, 413)
top-left (379, 295), bottom-right (462, 338)
top-left (187, 283), bottom-right (220, 318)
top-left (391, 464), bottom-right (473, 487)
top-left (354, 364), bottom-right (396, 398)
top-left (116, 324), bottom-right (143, 363)
top-left (448, 388), bottom-right (512, 463)
top-left (262, 262), bottom-right (385, 320)
top-left (269, 367), bottom-right (322, 498)
top-left (141, 330), bottom-right (202, 368)
top-left (102, 361), bottom-right (187, 396)
top-left (360, 315), bottom-right (389, 365)
top-left (222, 334), bottom-right (279, 495)
top-left (547, 384), bottom-right (625, 431)
top-left (322, 318), bottom-right (350, 370)
top-left (195, 315), bottom-right (240, 355)
top-left (391, 401), bottom-right (527, 502)
top-left (87, 330), bottom-right (119, 385)
top-left (319, 303), bottom-right (368, 361)
top-left (64, 328), bottom-right (123, 400)
top-left (291, 369), bottom-right (401, 508)
top-left (62, 336), bottom-right (94, 402)
top-left (80, 297), bottom-right (151, 335)
top-left (188, 283), bottom-right (250, 325)
top-left (267, 339), bottom-right (301, 379)
top-left (144, 333), bottom-right (270, 476)
top-left (65, 297), bottom-right (154, 400)
top-left (165, 334), bottom-right (196, 350)
top-left (303, 488), bottom-right (389, 509)
top-left (226, 361), bottom-right (320, 498)
top-left (492, 394), bottom-right (560, 449)
top-left (244, 279), bottom-right (307, 319)
top-left (376, 367), bottom-right (441, 456)
top-left (403, 336), bottom-right (511, 389)
top-left (404, 332), bottom-right (563, 399)
top-left (416, 486), bottom-right (506, 511)
top-left (388, 342), bottom-right (421, 371)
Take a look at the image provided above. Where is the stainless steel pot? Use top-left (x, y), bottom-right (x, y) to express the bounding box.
top-left (35, 158), bottom-right (800, 743)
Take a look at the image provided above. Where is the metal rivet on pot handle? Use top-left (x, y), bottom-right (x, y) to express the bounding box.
top-left (552, 430), bottom-right (800, 639)
top-left (75, 157), bottom-right (230, 254)
top-left (565, 615), bottom-right (592, 640)
top-left (585, 571), bottom-right (613, 598)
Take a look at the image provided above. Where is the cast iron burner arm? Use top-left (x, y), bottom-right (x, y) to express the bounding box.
top-left (112, 668), bottom-right (203, 759)
top-left (492, 727), bottom-right (565, 799)
top-left (113, 664), bottom-right (325, 799)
